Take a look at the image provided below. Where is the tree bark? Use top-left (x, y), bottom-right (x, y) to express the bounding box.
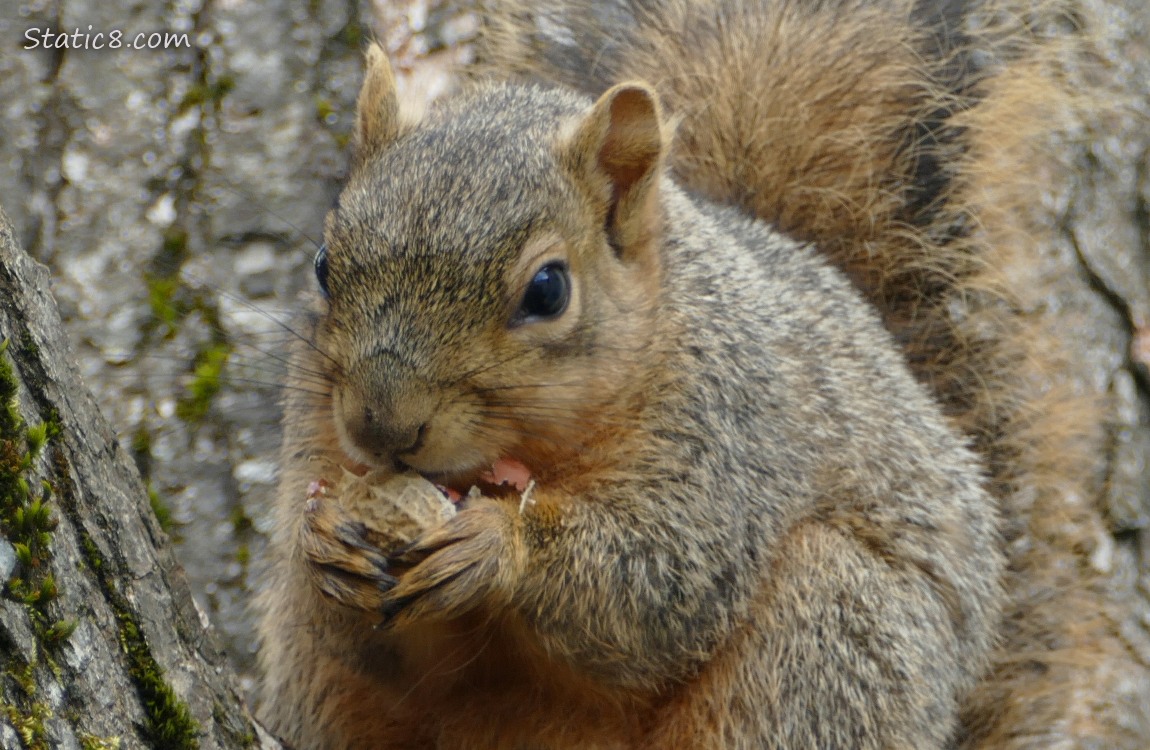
top-left (1049, 0), bottom-right (1150, 713)
top-left (0, 208), bottom-right (278, 748)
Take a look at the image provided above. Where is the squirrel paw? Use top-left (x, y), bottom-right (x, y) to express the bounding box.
top-left (381, 497), bottom-right (521, 626)
top-left (300, 494), bottom-right (397, 611)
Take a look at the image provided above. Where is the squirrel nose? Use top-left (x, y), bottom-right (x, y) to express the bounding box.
top-left (349, 407), bottom-right (427, 453)
top-left (340, 393), bottom-right (431, 459)
top-left (337, 356), bottom-right (435, 460)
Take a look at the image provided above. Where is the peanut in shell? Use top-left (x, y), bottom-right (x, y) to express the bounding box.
top-left (331, 468), bottom-right (457, 553)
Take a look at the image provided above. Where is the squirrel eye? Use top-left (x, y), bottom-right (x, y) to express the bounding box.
top-left (314, 244), bottom-right (330, 297)
top-left (518, 262), bottom-right (570, 321)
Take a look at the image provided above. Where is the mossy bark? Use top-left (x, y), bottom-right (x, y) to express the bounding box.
top-left (0, 209), bottom-right (277, 748)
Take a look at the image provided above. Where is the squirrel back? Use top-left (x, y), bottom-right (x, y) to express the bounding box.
top-left (477, 0), bottom-right (1133, 745)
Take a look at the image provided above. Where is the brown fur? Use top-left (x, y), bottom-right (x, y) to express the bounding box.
top-left (478, 1), bottom-right (1136, 747)
top-left (254, 0), bottom-right (1132, 747)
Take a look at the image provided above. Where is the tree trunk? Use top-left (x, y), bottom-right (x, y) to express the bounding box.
top-left (1050, 0), bottom-right (1150, 711)
top-left (0, 209), bottom-right (278, 748)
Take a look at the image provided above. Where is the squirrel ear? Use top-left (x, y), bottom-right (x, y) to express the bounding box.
top-left (353, 42), bottom-right (402, 162)
top-left (563, 82), bottom-right (667, 263)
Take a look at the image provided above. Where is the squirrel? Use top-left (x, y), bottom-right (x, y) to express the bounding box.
top-left (255, 0), bottom-right (1132, 748)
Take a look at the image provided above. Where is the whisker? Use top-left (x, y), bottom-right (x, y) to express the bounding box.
top-left (211, 184), bottom-right (325, 251)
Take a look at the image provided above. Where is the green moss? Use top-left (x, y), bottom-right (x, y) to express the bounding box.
top-left (342, 17), bottom-right (363, 47)
top-left (230, 503), bottom-right (254, 573)
top-left (2, 294), bottom-right (204, 747)
top-left (6, 657), bottom-right (36, 699)
top-left (315, 95), bottom-right (335, 123)
top-left (129, 426), bottom-right (152, 458)
top-left (17, 330), bottom-right (39, 361)
top-left (180, 75), bottom-right (235, 111)
top-left (228, 504), bottom-right (252, 534)
top-left (0, 340), bottom-right (22, 437)
top-left (42, 618), bottom-right (78, 646)
top-left (147, 483), bottom-right (175, 534)
top-left (1, 278), bottom-right (203, 749)
top-left (132, 432), bottom-right (177, 537)
top-left (141, 228), bottom-right (236, 423)
top-left (2, 652), bottom-right (51, 750)
top-left (0, 340), bottom-right (69, 644)
top-left (161, 226), bottom-right (189, 260)
top-left (0, 341), bottom-right (74, 742)
top-left (40, 412), bottom-right (61, 447)
top-left (129, 425), bottom-right (154, 482)
top-left (116, 611), bottom-right (199, 749)
top-left (145, 275), bottom-right (184, 335)
top-left (3, 484), bottom-right (61, 609)
top-left (143, 227), bottom-right (192, 338)
top-left (76, 531), bottom-right (199, 749)
top-left (211, 700), bottom-right (257, 748)
top-left (22, 423), bottom-right (47, 457)
top-left (1, 700), bottom-right (51, 750)
top-left (78, 732), bottom-right (122, 750)
top-left (176, 341), bottom-right (231, 423)
top-left (78, 533), bottom-right (103, 574)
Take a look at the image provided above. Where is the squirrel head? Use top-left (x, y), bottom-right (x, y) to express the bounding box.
top-left (314, 43), bottom-right (671, 485)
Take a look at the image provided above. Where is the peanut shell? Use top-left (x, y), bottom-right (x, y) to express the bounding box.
top-left (333, 468), bottom-right (457, 552)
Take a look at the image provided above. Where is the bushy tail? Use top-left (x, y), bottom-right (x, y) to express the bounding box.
top-left (476, 0), bottom-right (1137, 745)
top-left (478, 0), bottom-right (1016, 412)
top-left (483, 1), bottom-right (969, 270)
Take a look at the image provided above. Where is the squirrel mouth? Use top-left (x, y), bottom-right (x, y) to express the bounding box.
top-left (394, 461), bottom-right (468, 492)
top-left (407, 458), bottom-right (534, 503)
top-left (331, 451), bottom-right (534, 505)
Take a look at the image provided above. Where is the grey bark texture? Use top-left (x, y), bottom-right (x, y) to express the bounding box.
top-left (0, 207), bottom-right (279, 748)
top-left (1058, 0), bottom-right (1150, 673)
top-left (0, 0), bottom-right (1146, 745)
top-left (0, 0), bottom-right (371, 683)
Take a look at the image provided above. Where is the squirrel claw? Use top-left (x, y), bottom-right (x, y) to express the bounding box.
top-left (301, 495), bottom-right (398, 612)
top-left (381, 498), bottom-right (520, 626)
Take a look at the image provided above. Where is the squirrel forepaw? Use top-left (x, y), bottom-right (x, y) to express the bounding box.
top-left (300, 495), bottom-right (397, 612)
top-left (381, 497), bottom-right (523, 627)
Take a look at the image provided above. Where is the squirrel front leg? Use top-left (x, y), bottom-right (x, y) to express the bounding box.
top-left (384, 481), bottom-right (763, 693)
top-left (385, 489), bottom-right (977, 749)
top-left (382, 496), bottom-right (527, 623)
